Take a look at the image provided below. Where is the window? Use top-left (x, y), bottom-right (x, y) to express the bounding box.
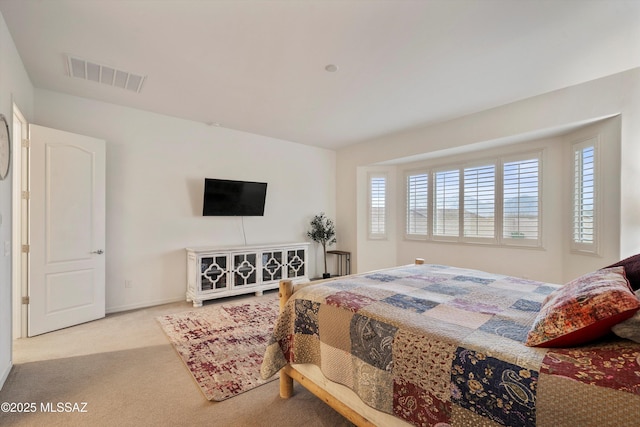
top-left (368, 173), bottom-right (387, 239)
top-left (433, 169), bottom-right (459, 238)
top-left (502, 155), bottom-right (540, 245)
top-left (463, 164), bottom-right (496, 240)
top-left (403, 151), bottom-right (542, 248)
top-left (406, 172), bottom-right (428, 237)
top-left (572, 139), bottom-right (597, 253)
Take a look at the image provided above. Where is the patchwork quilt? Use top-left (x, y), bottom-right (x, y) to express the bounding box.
top-left (261, 264), bottom-right (640, 427)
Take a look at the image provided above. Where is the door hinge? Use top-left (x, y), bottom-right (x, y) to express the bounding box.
top-left (22, 138), bottom-right (30, 148)
top-left (21, 244), bottom-right (30, 253)
top-left (21, 296), bottom-right (29, 305)
top-left (21, 190), bottom-right (30, 199)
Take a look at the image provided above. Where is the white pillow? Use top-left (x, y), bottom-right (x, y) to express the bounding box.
top-left (612, 289), bottom-right (640, 343)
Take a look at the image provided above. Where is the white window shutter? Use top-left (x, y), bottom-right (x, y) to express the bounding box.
top-left (369, 174), bottom-right (387, 239)
top-left (433, 169), bottom-right (460, 238)
top-left (406, 173), bottom-right (428, 237)
top-left (464, 164), bottom-right (496, 239)
top-left (503, 157), bottom-right (540, 243)
top-left (572, 139), bottom-right (598, 253)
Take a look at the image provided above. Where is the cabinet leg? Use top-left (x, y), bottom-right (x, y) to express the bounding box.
top-left (192, 299), bottom-right (203, 308)
top-left (255, 290), bottom-right (264, 296)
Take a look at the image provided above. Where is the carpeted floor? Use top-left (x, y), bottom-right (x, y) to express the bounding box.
top-left (0, 291), bottom-right (354, 427)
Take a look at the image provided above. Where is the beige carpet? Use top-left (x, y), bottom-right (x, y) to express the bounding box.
top-left (157, 296), bottom-right (279, 400)
top-left (0, 291), bottom-right (354, 427)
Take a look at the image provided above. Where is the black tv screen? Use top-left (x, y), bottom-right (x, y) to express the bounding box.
top-left (202, 178), bottom-right (267, 216)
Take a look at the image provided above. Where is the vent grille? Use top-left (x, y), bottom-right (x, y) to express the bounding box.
top-left (66, 55), bottom-right (145, 93)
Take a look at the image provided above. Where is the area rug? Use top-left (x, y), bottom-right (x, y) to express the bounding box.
top-left (157, 296), bottom-right (280, 401)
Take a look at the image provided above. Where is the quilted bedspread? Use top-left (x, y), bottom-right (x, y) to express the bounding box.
top-left (261, 264), bottom-right (640, 427)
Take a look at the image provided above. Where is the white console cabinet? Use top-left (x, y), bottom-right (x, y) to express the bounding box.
top-left (186, 242), bottom-right (310, 307)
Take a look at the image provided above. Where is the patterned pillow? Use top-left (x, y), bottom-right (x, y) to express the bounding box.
top-left (526, 267), bottom-right (640, 347)
top-left (611, 289), bottom-right (640, 343)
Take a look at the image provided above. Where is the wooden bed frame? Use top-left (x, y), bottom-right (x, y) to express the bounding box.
top-left (276, 259), bottom-right (425, 427)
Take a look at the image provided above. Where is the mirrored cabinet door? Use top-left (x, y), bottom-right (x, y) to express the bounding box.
top-left (200, 255), bottom-right (228, 291)
top-left (233, 253), bottom-right (258, 287)
top-left (287, 249), bottom-right (306, 278)
top-left (262, 250), bottom-right (284, 282)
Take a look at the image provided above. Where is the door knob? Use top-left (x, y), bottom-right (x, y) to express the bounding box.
top-left (91, 249), bottom-right (104, 255)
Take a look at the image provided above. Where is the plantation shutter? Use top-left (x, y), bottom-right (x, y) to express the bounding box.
top-left (464, 164), bottom-right (495, 239)
top-left (369, 174), bottom-right (387, 238)
top-left (573, 140), bottom-right (597, 252)
top-left (503, 157), bottom-right (539, 242)
top-left (433, 169), bottom-right (459, 237)
top-left (406, 173), bottom-right (428, 237)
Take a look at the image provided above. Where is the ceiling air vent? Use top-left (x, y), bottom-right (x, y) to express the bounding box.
top-left (66, 55), bottom-right (146, 93)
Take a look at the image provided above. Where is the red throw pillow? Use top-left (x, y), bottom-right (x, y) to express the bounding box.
top-left (606, 253), bottom-right (640, 290)
top-left (526, 267), bottom-right (640, 347)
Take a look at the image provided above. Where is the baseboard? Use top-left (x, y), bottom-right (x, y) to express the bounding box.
top-left (106, 296), bottom-right (185, 314)
top-left (0, 361), bottom-right (12, 391)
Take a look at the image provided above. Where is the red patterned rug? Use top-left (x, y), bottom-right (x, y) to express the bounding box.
top-left (157, 296), bottom-right (280, 401)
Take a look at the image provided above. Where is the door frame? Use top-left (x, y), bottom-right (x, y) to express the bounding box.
top-left (11, 103), bottom-right (28, 339)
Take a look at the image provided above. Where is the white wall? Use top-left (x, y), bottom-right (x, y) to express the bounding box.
top-left (34, 89), bottom-right (336, 312)
top-left (0, 12), bottom-right (34, 389)
top-left (337, 68), bottom-right (640, 284)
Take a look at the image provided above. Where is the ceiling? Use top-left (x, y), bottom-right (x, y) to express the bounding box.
top-left (0, 0), bottom-right (638, 150)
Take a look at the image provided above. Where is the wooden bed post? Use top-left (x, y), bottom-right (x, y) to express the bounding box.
top-left (278, 279), bottom-right (294, 398)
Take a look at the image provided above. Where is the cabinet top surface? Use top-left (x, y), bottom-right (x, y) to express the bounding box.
top-left (186, 242), bottom-right (310, 253)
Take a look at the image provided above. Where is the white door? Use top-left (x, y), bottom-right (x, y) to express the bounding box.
top-left (28, 125), bottom-right (106, 336)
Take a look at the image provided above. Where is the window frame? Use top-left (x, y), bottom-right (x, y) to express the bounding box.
top-left (462, 160), bottom-right (498, 244)
top-left (571, 137), bottom-right (599, 255)
top-left (432, 166), bottom-right (460, 242)
top-left (405, 169), bottom-right (430, 240)
top-left (368, 172), bottom-right (388, 240)
top-left (402, 150), bottom-right (543, 249)
top-left (500, 152), bottom-right (542, 248)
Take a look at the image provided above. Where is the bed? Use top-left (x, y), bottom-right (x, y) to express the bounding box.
top-left (261, 258), bottom-right (640, 427)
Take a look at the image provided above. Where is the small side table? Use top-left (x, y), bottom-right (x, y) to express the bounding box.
top-left (327, 250), bottom-right (351, 276)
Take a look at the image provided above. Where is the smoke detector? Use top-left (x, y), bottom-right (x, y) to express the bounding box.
top-left (66, 55), bottom-right (146, 93)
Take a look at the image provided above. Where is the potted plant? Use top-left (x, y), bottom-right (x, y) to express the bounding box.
top-left (307, 213), bottom-right (337, 279)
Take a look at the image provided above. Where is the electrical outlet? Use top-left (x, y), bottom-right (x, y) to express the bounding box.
top-left (125, 280), bottom-right (133, 289)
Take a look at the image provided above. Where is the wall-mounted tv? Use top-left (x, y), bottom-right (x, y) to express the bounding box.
top-left (202, 178), bottom-right (268, 216)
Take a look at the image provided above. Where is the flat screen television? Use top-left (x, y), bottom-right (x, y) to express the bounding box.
top-left (202, 178), bottom-right (268, 216)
